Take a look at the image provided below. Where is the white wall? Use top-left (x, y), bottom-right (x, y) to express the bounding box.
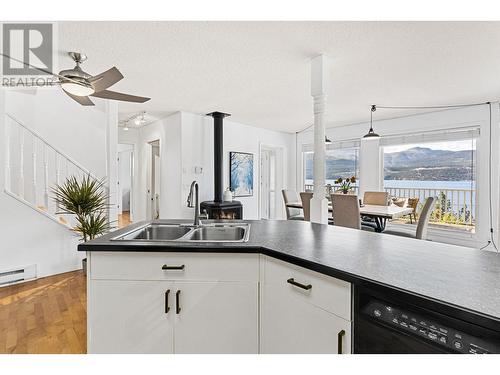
top-left (0, 89), bottom-right (115, 279)
top-left (296, 105), bottom-right (500, 249)
top-left (180, 112), bottom-right (295, 220)
top-left (125, 112), bottom-right (183, 221)
top-left (122, 111), bottom-right (296, 221)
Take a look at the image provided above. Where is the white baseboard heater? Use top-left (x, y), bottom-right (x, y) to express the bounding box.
top-left (0, 264), bottom-right (37, 286)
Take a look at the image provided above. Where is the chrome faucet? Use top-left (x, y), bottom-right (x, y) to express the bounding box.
top-left (187, 181), bottom-right (202, 226)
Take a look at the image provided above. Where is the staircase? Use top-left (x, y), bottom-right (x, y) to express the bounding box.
top-left (4, 113), bottom-right (98, 232)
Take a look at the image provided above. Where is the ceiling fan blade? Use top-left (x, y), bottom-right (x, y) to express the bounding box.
top-left (63, 90), bottom-right (95, 106)
top-left (1, 53), bottom-right (82, 85)
top-left (89, 67), bottom-right (124, 92)
top-left (91, 90), bottom-right (150, 103)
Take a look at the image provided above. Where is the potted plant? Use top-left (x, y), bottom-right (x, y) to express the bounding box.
top-left (335, 176), bottom-right (356, 194)
top-left (53, 175), bottom-right (111, 274)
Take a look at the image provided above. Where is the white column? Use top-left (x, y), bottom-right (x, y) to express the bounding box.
top-left (309, 55), bottom-right (329, 224)
top-left (105, 101), bottom-right (119, 226)
top-left (359, 136), bottom-right (383, 198)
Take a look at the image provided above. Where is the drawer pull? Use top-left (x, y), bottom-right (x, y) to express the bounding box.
top-left (287, 278), bottom-right (312, 290)
top-left (338, 330), bottom-right (346, 354)
top-left (165, 289), bottom-right (170, 313)
top-left (162, 264), bottom-right (185, 271)
top-left (176, 290), bottom-right (181, 314)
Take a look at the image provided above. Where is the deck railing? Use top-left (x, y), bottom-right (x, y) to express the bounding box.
top-left (383, 186), bottom-right (475, 227)
top-left (303, 182), bottom-right (475, 229)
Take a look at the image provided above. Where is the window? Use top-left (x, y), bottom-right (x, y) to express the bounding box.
top-left (382, 128), bottom-right (478, 232)
top-left (303, 140), bottom-right (360, 192)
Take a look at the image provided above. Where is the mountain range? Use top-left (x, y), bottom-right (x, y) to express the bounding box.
top-left (305, 147), bottom-right (475, 181)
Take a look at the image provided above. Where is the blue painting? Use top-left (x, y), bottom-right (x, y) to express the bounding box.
top-left (230, 152), bottom-right (254, 197)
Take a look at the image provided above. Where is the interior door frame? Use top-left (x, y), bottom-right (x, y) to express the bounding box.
top-left (117, 143), bottom-right (135, 222)
top-left (258, 143), bottom-right (286, 220)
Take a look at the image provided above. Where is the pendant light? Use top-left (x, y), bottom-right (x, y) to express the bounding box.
top-left (363, 105), bottom-right (380, 139)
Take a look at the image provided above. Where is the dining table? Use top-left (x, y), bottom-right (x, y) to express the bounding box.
top-left (285, 201), bottom-right (414, 232)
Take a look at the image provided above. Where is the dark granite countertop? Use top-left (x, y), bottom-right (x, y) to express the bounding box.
top-left (79, 219), bottom-right (500, 324)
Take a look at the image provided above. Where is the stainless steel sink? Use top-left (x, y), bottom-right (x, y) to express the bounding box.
top-left (184, 225), bottom-right (249, 242)
top-left (112, 223), bottom-right (250, 243)
top-left (113, 224), bottom-right (192, 241)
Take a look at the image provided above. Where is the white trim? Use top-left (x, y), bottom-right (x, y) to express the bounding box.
top-left (4, 188), bottom-right (78, 234)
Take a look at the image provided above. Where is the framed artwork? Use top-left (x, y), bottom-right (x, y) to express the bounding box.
top-left (229, 151), bottom-right (254, 197)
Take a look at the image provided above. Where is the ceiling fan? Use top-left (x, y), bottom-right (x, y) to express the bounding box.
top-left (1, 52), bottom-right (150, 106)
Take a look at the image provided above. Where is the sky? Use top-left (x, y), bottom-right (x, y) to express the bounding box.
top-left (383, 139), bottom-right (476, 154)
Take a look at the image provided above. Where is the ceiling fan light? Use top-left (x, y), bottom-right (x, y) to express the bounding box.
top-left (61, 82), bottom-right (94, 97)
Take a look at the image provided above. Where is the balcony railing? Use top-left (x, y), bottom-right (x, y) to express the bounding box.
top-left (303, 182), bottom-right (475, 230)
top-left (384, 186), bottom-right (475, 229)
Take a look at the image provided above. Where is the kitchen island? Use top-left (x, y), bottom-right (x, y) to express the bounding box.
top-left (80, 219), bottom-right (500, 354)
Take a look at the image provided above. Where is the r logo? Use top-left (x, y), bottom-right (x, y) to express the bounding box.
top-left (2, 23), bottom-right (53, 75)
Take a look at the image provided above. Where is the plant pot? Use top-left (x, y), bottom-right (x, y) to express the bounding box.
top-left (82, 258), bottom-right (87, 276)
top-left (342, 190), bottom-right (348, 194)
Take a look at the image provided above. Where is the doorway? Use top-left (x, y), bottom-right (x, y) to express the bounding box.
top-left (148, 140), bottom-right (160, 220)
top-left (260, 145), bottom-right (285, 219)
top-left (117, 144), bottom-right (134, 228)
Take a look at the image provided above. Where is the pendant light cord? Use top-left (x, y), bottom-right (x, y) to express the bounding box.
top-left (479, 103), bottom-right (498, 251)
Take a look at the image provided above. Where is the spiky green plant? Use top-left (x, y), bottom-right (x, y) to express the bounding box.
top-left (53, 175), bottom-right (111, 241)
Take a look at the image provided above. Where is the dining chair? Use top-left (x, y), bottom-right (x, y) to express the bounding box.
top-left (406, 197), bottom-right (420, 224)
top-left (331, 194), bottom-right (361, 230)
top-left (363, 191), bottom-right (390, 206)
top-left (300, 192), bottom-right (313, 221)
top-left (282, 189), bottom-right (304, 221)
top-left (384, 197), bottom-right (436, 240)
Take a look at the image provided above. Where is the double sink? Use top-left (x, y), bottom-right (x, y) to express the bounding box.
top-left (112, 223), bottom-right (251, 243)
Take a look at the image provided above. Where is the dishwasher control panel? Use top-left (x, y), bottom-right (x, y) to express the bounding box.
top-left (364, 301), bottom-right (498, 354)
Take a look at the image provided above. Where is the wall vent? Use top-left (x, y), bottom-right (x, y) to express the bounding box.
top-left (0, 265), bottom-right (37, 286)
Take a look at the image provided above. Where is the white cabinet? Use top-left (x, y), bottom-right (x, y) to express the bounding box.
top-left (260, 256), bottom-right (352, 354)
top-left (89, 280), bottom-right (174, 354)
top-left (261, 282), bottom-right (351, 353)
top-left (174, 282), bottom-right (259, 353)
top-left (87, 252), bottom-right (259, 354)
top-left (87, 252), bottom-right (352, 354)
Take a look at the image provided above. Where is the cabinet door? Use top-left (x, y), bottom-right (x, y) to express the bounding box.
top-left (261, 283), bottom-right (351, 354)
top-left (89, 280), bottom-right (174, 353)
top-left (174, 282), bottom-right (259, 353)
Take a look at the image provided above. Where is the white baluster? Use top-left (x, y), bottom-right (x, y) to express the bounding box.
top-left (55, 152), bottom-right (60, 212)
top-left (43, 144), bottom-right (49, 209)
top-left (4, 119), bottom-right (11, 191)
top-left (19, 127), bottom-right (25, 199)
top-left (32, 137), bottom-right (37, 206)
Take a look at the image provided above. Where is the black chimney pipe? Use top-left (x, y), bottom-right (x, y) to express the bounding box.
top-left (207, 111), bottom-right (230, 203)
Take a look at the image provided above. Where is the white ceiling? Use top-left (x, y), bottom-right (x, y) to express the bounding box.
top-left (58, 21), bottom-right (500, 133)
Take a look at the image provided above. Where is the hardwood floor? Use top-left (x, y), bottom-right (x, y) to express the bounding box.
top-left (0, 270), bottom-right (86, 354)
top-left (118, 211), bottom-right (132, 228)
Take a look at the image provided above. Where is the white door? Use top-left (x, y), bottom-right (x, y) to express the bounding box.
top-left (90, 280), bottom-right (174, 353)
top-left (261, 283), bottom-right (351, 354)
top-left (174, 282), bottom-right (259, 353)
top-left (153, 154), bottom-right (160, 219)
top-left (260, 150), bottom-right (270, 219)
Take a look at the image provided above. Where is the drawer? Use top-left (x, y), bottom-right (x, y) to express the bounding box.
top-left (262, 255), bottom-right (351, 320)
top-left (90, 252), bottom-right (259, 282)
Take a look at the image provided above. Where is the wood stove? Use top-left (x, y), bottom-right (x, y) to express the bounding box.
top-left (200, 112), bottom-right (243, 220)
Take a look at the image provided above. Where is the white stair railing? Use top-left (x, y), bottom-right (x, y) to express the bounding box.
top-left (4, 113), bottom-right (98, 230)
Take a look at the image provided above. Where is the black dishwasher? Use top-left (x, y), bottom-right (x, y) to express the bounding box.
top-left (354, 284), bottom-right (500, 354)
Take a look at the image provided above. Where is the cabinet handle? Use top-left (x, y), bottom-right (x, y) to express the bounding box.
top-left (287, 278), bottom-right (312, 290)
top-left (162, 264), bottom-right (185, 270)
top-left (176, 290), bottom-right (181, 314)
top-left (165, 290), bottom-right (170, 313)
top-left (338, 330), bottom-right (346, 354)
